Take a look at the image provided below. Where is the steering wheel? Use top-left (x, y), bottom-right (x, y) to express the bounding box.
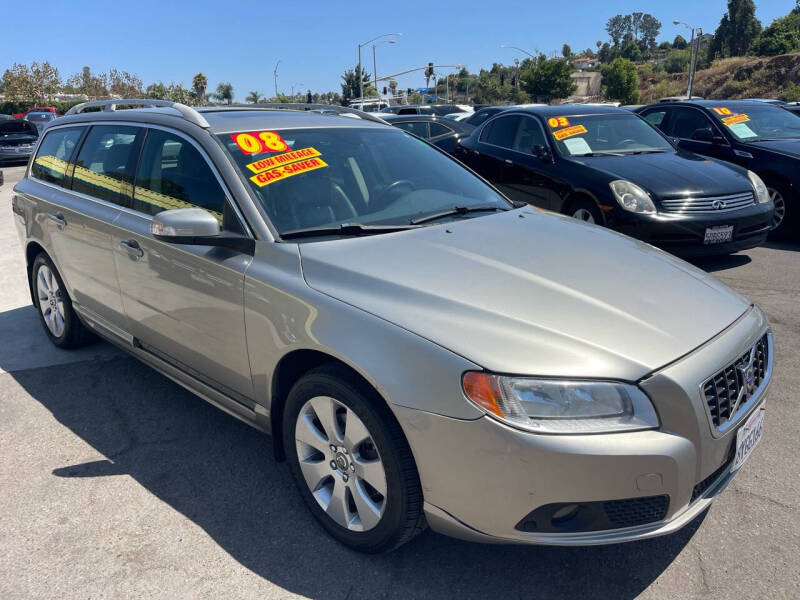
top-left (373, 179), bottom-right (417, 211)
top-left (618, 139), bottom-right (639, 147)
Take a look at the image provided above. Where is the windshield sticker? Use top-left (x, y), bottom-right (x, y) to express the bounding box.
top-left (728, 122), bottom-right (758, 139)
top-left (712, 107), bottom-right (733, 116)
top-left (722, 113), bottom-right (750, 126)
top-left (553, 124), bottom-right (588, 140)
top-left (563, 137), bottom-right (592, 155)
top-left (547, 116), bottom-right (571, 128)
top-left (246, 147), bottom-right (322, 174)
top-left (231, 131), bottom-right (290, 154)
top-left (249, 156), bottom-right (328, 187)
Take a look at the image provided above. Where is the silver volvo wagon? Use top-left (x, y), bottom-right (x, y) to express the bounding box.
top-left (11, 100), bottom-right (772, 552)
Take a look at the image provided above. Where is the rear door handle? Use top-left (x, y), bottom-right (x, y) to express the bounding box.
top-left (504, 159), bottom-right (514, 165)
top-left (47, 213), bottom-right (66, 229)
top-left (119, 240), bottom-right (144, 258)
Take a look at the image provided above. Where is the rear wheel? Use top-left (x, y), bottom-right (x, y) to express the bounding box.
top-left (567, 197), bottom-right (603, 225)
top-left (31, 253), bottom-right (93, 348)
top-left (283, 365), bottom-right (425, 552)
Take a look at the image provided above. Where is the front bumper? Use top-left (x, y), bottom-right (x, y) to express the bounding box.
top-left (0, 147), bottom-right (34, 163)
top-left (609, 202), bottom-right (773, 257)
top-left (397, 306), bottom-right (771, 545)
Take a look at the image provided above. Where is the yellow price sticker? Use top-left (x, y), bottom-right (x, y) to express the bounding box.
top-left (553, 124), bottom-right (588, 140)
top-left (249, 157), bottom-right (329, 187)
top-left (548, 117), bottom-right (571, 128)
top-left (246, 147), bottom-right (322, 174)
top-left (721, 113), bottom-right (750, 126)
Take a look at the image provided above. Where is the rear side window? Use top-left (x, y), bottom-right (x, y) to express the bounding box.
top-left (72, 125), bottom-right (142, 207)
top-left (429, 122), bottom-right (453, 137)
top-left (134, 129), bottom-right (228, 225)
top-left (481, 115), bottom-right (522, 148)
top-left (394, 121), bottom-right (429, 138)
top-left (31, 127), bottom-right (84, 187)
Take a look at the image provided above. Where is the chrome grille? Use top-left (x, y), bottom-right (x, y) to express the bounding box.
top-left (660, 192), bottom-right (755, 213)
top-left (702, 333), bottom-right (769, 428)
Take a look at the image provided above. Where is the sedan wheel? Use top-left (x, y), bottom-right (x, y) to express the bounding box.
top-left (768, 187), bottom-right (786, 230)
top-left (295, 395), bottom-right (387, 531)
top-left (572, 208), bottom-right (596, 223)
top-left (36, 264), bottom-right (66, 338)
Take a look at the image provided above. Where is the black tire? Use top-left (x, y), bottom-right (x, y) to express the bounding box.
top-left (566, 197), bottom-right (603, 225)
top-left (31, 253), bottom-right (94, 349)
top-left (765, 180), bottom-right (795, 240)
top-left (283, 364), bottom-right (425, 553)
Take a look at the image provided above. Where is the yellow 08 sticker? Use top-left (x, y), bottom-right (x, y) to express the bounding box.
top-left (250, 157), bottom-right (328, 187)
top-left (553, 124), bottom-right (588, 140)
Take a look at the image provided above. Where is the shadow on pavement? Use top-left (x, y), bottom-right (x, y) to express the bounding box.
top-left (12, 355), bottom-right (703, 600)
top-left (689, 253), bottom-right (751, 273)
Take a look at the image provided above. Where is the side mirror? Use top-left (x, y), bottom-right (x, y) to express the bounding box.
top-left (691, 127), bottom-right (724, 144)
top-left (150, 207), bottom-right (254, 254)
top-left (533, 144), bottom-right (553, 162)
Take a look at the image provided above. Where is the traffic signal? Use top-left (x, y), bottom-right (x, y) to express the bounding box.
top-left (383, 87), bottom-right (388, 94)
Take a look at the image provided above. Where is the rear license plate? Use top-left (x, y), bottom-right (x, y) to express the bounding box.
top-left (704, 225), bottom-right (733, 245)
top-left (732, 402), bottom-right (765, 472)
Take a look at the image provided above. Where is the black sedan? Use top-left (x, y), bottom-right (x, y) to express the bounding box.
top-left (462, 106), bottom-right (511, 127)
top-left (454, 105), bottom-right (774, 257)
top-left (380, 104), bottom-right (466, 116)
top-left (638, 100), bottom-right (800, 238)
top-left (0, 118), bottom-right (39, 164)
top-left (380, 114), bottom-right (474, 155)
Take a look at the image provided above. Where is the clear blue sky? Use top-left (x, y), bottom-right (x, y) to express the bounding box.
top-left (0, 0), bottom-right (790, 100)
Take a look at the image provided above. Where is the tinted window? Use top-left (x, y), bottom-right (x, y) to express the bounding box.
top-left (134, 129), bottom-right (229, 226)
top-left (670, 108), bottom-right (713, 139)
top-left (72, 126), bottom-right (142, 206)
top-left (31, 127), bottom-right (83, 187)
top-left (397, 107), bottom-right (418, 115)
top-left (512, 117), bottom-right (546, 152)
top-left (549, 113), bottom-right (672, 156)
top-left (466, 108), bottom-right (499, 127)
top-left (706, 103), bottom-right (800, 141)
top-left (482, 115), bottom-right (522, 148)
top-left (429, 122), bottom-right (453, 137)
top-left (643, 110), bottom-right (666, 125)
top-left (394, 121), bottom-right (429, 138)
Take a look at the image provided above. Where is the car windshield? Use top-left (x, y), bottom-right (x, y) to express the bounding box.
top-left (218, 126), bottom-right (509, 237)
top-left (707, 104), bottom-right (800, 141)
top-left (548, 113), bottom-right (672, 157)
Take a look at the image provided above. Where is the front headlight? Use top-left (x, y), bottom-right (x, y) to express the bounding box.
top-left (609, 180), bottom-right (656, 214)
top-left (747, 171), bottom-right (770, 204)
top-left (462, 372), bottom-right (659, 434)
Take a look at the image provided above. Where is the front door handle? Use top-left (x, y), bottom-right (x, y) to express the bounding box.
top-left (47, 213), bottom-right (66, 229)
top-left (504, 159), bottom-right (514, 165)
top-left (119, 240), bottom-right (144, 258)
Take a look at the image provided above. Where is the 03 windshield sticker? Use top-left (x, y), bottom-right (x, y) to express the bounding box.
top-left (246, 147), bottom-right (322, 174)
top-left (547, 117), bottom-right (571, 128)
top-left (552, 124), bottom-right (588, 140)
top-left (721, 113), bottom-right (750, 126)
top-left (230, 131), bottom-right (290, 154)
top-left (249, 156), bottom-right (329, 187)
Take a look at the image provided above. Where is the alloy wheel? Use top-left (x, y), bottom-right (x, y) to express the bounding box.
top-left (572, 208), bottom-right (596, 224)
top-left (768, 188), bottom-right (786, 230)
top-left (295, 396), bottom-right (387, 531)
top-left (36, 264), bottom-right (66, 338)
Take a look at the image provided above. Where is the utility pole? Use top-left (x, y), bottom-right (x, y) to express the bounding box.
top-left (273, 59), bottom-right (281, 98)
top-left (358, 33), bottom-right (402, 106)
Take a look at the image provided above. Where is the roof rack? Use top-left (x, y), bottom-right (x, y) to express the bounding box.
top-left (64, 98), bottom-right (210, 128)
top-left (202, 103), bottom-right (388, 125)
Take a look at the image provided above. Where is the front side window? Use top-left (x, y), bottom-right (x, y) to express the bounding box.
top-left (218, 126), bottom-right (508, 235)
top-left (428, 122), bottom-right (453, 137)
top-left (511, 117), bottom-right (546, 152)
top-left (481, 115), bottom-right (522, 148)
top-left (669, 108), bottom-right (714, 140)
top-left (72, 125), bottom-right (142, 206)
top-left (31, 127), bottom-right (84, 187)
top-left (394, 121), bottom-right (428, 138)
top-left (548, 113), bottom-right (673, 157)
top-left (707, 104), bottom-right (800, 141)
top-left (134, 129), bottom-right (229, 227)
top-left (643, 110), bottom-right (666, 126)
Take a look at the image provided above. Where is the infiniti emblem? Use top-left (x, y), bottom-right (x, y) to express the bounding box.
top-left (711, 199), bottom-right (727, 210)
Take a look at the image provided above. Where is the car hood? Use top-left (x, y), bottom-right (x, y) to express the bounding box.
top-left (747, 139), bottom-right (800, 159)
top-left (0, 120), bottom-right (39, 138)
top-left (299, 210), bottom-right (751, 380)
top-left (571, 151), bottom-right (751, 198)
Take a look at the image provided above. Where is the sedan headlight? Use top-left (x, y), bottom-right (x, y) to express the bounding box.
top-left (609, 180), bottom-right (656, 214)
top-left (747, 171), bottom-right (770, 204)
top-left (462, 372), bottom-right (659, 434)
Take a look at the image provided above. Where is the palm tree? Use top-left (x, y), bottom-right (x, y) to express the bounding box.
top-left (245, 90), bottom-right (260, 103)
top-left (192, 73), bottom-right (207, 103)
top-left (212, 82), bottom-right (234, 105)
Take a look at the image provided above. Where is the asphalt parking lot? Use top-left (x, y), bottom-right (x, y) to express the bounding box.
top-left (0, 163), bottom-right (798, 600)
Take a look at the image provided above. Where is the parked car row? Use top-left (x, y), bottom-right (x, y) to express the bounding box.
top-left (11, 99), bottom-right (773, 554)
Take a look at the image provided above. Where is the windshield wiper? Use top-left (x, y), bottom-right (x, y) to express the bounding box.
top-left (573, 151), bottom-right (626, 157)
top-left (410, 204), bottom-right (509, 225)
top-left (280, 222), bottom-right (419, 240)
top-left (625, 149), bottom-right (669, 155)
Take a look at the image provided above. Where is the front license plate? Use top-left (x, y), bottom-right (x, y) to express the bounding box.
top-left (732, 402), bottom-right (765, 472)
top-left (704, 225), bottom-right (734, 245)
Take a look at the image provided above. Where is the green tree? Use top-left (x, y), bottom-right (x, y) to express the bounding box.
top-left (638, 14), bottom-right (661, 51)
top-left (598, 42), bottom-right (616, 63)
top-left (245, 90), bottom-right (261, 103)
top-left (708, 0), bottom-right (762, 58)
top-left (192, 73), bottom-right (208, 103)
top-left (107, 69), bottom-right (143, 98)
top-left (521, 56), bottom-right (575, 102)
top-left (145, 82), bottom-right (167, 99)
top-left (562, 43), bottom-right (572, 58)
top-left (606, 14), bottom-right (631, 46)
top-left (621, 39), bottom-right (643, 62)
top-left (601, 58), bottom-right (640, 104)
top-left (2, 62), bottom-right (62, 103)
top-left (751, 14), bottom-right (800, 56)
top-left (340, 65), bottom-right (370, 102)
top-left (68, 66), bottom-right (107, 99)
top-left (212, 82), bottom-right (234, 104)
top-left (673, 34), bottom-right (688, 49)
top-left (664, 49), bottom-right (692, 73)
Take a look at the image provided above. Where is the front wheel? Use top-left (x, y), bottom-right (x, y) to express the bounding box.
top-left (283, 365), bottom-right (425, 552)
top-left (766, 183), bottom-right (793, 239)
top-left (567, 197), bottom-right (603, 225)
top-left (31, 253), bottom-right (93, 348)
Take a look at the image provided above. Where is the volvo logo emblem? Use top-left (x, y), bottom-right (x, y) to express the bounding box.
top-left (711, 199), bottom-right (727, 210)
top-left (732, 346), bottom-right (758, 415)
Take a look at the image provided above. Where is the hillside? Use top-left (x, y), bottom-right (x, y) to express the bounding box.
top-left (638, 53), bottom-right (800, 103)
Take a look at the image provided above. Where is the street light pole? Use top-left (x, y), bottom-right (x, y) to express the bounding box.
top-left (273, 59), bottom-right (281, 98)
top-left (514, 58), bottom-right (520, 89)
top-left (673, 20), bottom-right (701, 98)
top-left (357, 32), bottom-right (402, 105)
